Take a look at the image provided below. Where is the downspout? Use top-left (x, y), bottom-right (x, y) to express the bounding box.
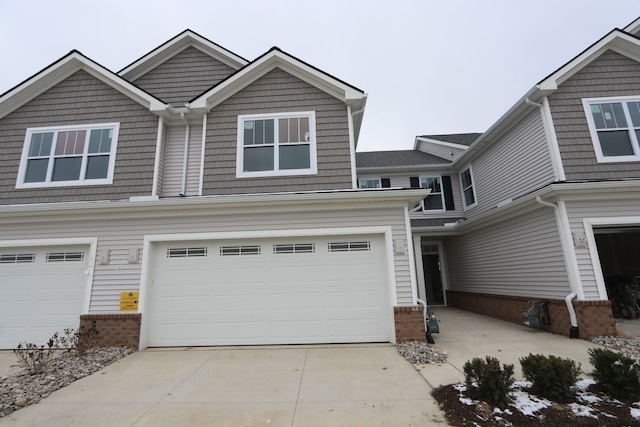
top-left (536, 196), bottom-right (579, 338)
top-left (179, 112), bottom-right (190, 197)
top-left (348, 101), bottom-right (367, 189)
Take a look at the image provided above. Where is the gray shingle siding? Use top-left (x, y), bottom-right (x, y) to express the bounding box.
top-left (549, 50), bottom-right (640, 180)
top-left (0, 70), bottom-right (157, 205)
top-left (202, 68), bottom-right (352, 195)
top-left (132, 46), bottom-right (236, 105)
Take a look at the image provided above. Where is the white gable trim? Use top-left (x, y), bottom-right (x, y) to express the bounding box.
top-left (413, 136), bottom-right (470, 151)
top-left (538, 30), bottom-right (640, 91)
top-left (190, 49), bottom-right (365, 112)
top-left (0, 52), bottom-right (166, 121)
top-left (623, 17), bottom-right (640, 35)
top-left (119, 30), bottom-right (248, 82)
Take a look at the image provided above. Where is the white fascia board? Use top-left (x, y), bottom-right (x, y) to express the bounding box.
top-left (538, 30), bottom-right (640, 90)
top-left (623, 17), bottom-right (640, 35)
top-left (414, 136), bottom-right (470, 150)
top-left (0, 188), bottom-right (429, 220)
top-left (357, 164), bottom-right (455, 174)
top-left (190, 50), bottom-right (365, 112)
top-left (119, 31), bottom-right (248, 81)
top-left (0, 52), bottom-right (167, 120)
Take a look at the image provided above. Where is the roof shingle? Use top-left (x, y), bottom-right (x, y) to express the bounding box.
top-left (356, 150), bottom-right (451, 168)
top-left (418, 133), bottom-right (482, 146)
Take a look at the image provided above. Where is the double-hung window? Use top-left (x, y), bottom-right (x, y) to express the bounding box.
top-left (459, 166), bottom-right (477, 209)
top-left (17, 123), bottom-right (119, 188)
top-left (237, 112), bottom-right (317, 177)
top-left (583, 97), bottom-right (640, 162)
top-left (359, 178), bottom-right (381, 189)
top-left (420, 176), bottom-right (445, 211)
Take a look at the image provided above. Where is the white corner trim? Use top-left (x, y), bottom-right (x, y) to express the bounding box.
top-left (347, 105), bottom-right (358, 189)
top-left (152, 117), bottom-right (164, 197)
top-left (404, 206), bottom-right (418, 305)
top-left (556, 201), bottom-right (585, 300)
top-left (0, 237), bottom-right (98, 314)
top-left (199, 113), bottom-right (207, 196)
top-left (413, 236), bottom-right (425, 302)
top-left (541, 96), bottom-right (566, 181)
top-left (583, 216), bottom-right (640, 300)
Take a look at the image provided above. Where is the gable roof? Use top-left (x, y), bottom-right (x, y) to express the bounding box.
top-left (0, 50), bottom-right (166, 121)
top-left (118, 30), bottom-right (248, 82)
top-left (356, 150), bottom-right (451, 169)
top-left (417, 133), bottom-right (481, 147)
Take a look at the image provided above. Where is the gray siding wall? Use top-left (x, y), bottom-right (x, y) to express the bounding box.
top-left (0, 70), bottom-right (158, 205)
top-left (565, 198), bottom-right (640, 300)
top-left (463, 111), bottom-right (554, 218)
top-left (202, 68), bottom-right (353, 195)
top-left (132, 46), bottom-right (236, 105)
top-left (0, 206), bottom-right (412, 312)
top-left (549, 50), bottom-right (640, 180)
top-left (446, 206), bottom-right (570, 298)
top-left (417, 140), bottom-right (465, 161)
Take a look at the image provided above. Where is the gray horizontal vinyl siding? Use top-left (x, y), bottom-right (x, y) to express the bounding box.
top-left (549, 50), bottom-right (640, 180)
top-left (565, 198), bottom-right (640, 300)
top-left (464, 111), bottom-right (554, 218)
top-left (202, 68), bottom-right (353, 195)
top-left (417, 141), bottom-right (465, 161)
top-left (0, 206), bottom-right (411, 312)
top-left (0, 70), bottom-right (157, 205)
top-left (132, 46), bottom-right (236, 105)
top-left (446, 207), bottom-right (570, 299)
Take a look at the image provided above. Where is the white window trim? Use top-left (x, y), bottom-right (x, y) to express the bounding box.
top-left (16, 123), bottom-right (120, 189)
top-left (419, 175), bottom-right (445, 213)
top-left (358, 177), bottom-right (382, 189)
top-left (236, 111), bottom-right (317, 178)
top-left (459, 165), bottom-right (477, 210)
top-left (583, 96), bottom-right (640, 163)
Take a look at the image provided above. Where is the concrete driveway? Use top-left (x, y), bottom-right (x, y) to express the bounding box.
top-left (0, 344), bottom-right (446, 426)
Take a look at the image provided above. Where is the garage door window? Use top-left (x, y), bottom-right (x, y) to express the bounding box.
top-left (328, 241), bottom-right (371, 252)
top-left (167, 247), bottom-right (208, 258)
top-left (273, 243), bottom-right (315, 254)
top-left (220, 245), bottom-right (261, 256)
top-left (46, 252), bottom-right (85, 262)
top-left (0, 253), bottom-right (35, 264)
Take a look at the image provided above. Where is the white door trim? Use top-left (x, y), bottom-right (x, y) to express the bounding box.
top-left (0, 237), bottom-right (97, 314)
top-left (138, 226), bottom-right (396, 350)
top-left (583, 216), bottom-right (640, 300)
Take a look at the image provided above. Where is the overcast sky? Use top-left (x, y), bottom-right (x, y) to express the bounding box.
top-left (1, 1), bottom-right (639, 152)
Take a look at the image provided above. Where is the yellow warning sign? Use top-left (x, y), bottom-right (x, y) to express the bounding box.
top-left (120, 292), bottom-right (139, 311)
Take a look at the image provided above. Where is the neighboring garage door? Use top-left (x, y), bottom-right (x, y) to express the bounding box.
top-left (0, 246), bottom-right (88, 349)
top-left (148, 235), bottom-right (391, 346)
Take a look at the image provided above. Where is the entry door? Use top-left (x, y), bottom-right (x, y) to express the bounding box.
top-left (422, 243), bottom-right (445, 305)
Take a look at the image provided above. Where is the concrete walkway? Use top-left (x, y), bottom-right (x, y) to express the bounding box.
top-left (1, 308), bottom-right (631, 426)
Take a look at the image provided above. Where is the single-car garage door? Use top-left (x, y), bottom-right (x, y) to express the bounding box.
top-left (0, 246), bottom-right (88, 349)
top-left (148, 235), bottom-right (391, 346)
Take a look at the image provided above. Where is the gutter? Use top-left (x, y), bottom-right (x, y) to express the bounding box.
top-left (535, 196), bottom-right (580, 338)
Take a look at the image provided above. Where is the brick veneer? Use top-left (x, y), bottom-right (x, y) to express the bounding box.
top-left (79, 313), bottom-right (141, 349)
top-left (446, 290), bottom-right (617, 339)
top-left (394, 306), bottom-right (426, 343)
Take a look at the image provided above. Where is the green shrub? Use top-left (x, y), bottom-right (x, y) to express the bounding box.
top-left (588, 347), bottom-right (640, 400)
top-left (463, 356), bottom-right (515, 407)
top-left (520, 353), bottom-right (581, 402)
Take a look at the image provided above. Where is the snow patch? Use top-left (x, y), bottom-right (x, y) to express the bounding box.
top-left (632, 407), bottom-right (640, 420)
top-left (575, 378), bottom-right (596, 390)
top-left (570, 403), bottom-right (599, 419)
top-left (453, 383), bottom-right (467, 392)
top-left (510, 390), bottom-right (551, 416)
top-left (459, 397), bottom-right (475, 406)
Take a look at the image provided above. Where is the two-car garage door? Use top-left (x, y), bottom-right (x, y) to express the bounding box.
top-left (147, 235), bottom-right (391, 346)
top-left (0, 246), bottom-right (88, 349)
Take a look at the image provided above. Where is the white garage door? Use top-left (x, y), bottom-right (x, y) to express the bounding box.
top-left (0, 246), bottom-right (88, 349)
top-left (148, 235), bottom-right (391, 346)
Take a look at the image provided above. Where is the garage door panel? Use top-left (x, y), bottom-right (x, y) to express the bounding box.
top-left (0, 245), bottom-right (87, 348)
top-left (148, 235), bottom-right (391, 346)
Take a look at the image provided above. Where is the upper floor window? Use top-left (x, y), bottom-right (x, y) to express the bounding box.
top-left (583, 97), bottom-right (640, 163)
top-left (420, 176), bottom-right (445, 211)
top-left (459, 166), bottom-right (476, 209)
top-left (359, 178), bottom-right (381, 188)
top-left (16, 123), bottom-right (119, 188)
top-left (236, 112), bottom-right (317, 178)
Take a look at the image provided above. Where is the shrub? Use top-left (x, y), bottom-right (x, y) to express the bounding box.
top-left (520, 353), bottom-right (581, 402)
top-left (588, 347), bottom-right (640, 400)
top-left (463, 356), bottom-right (515, 407)
top-left (13, 338), bottom-right (58, 375)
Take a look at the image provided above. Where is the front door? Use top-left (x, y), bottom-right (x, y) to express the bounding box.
top-left (422, 243), bottom-right (445, 305)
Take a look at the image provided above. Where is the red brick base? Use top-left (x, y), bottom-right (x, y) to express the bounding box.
top-left (446, 291), bottom-right (617, 339)
top-left (394, 306), bottom-right (426, 343)
top-left (79, 313), bottom-right (141, 349)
